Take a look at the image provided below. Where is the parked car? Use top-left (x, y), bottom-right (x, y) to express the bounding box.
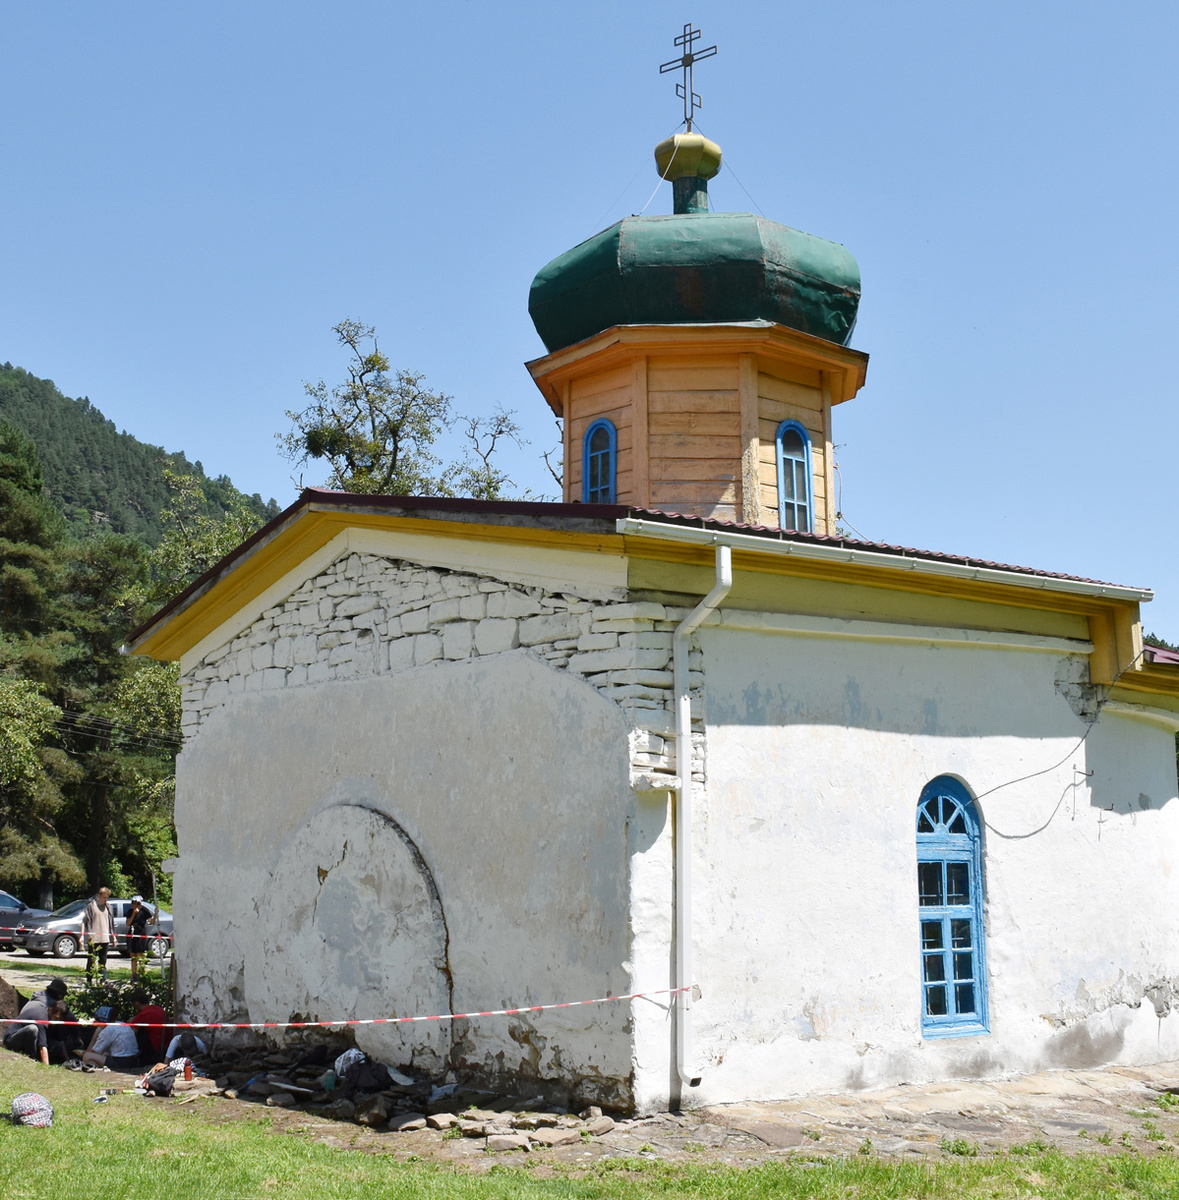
top-left (0, 890), bottom-right (51, 950)
top-left (13, 896), bottom-right (174, 960)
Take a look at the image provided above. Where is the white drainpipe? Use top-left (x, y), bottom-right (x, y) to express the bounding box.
top-left (672, 543), bottom-right (732, 1089)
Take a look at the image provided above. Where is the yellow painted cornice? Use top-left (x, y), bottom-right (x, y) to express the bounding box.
top-left (130, 492), bottom-right (1165, 706)
top-left (128, 496), bottom-right (625, 662)
top-left (526, 322), bottom-right (869, 414)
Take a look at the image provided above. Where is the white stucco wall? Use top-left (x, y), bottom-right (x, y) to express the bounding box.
top-left (174, 546), bottom-right (700, 1108)
top-left (675, 624), bottom-right (1179, 1106)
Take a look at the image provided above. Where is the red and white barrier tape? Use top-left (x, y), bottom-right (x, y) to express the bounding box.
top-left (1, 984), bottom-right (689, 1030)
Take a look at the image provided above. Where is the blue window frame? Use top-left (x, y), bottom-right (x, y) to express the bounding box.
top-left (917, 777), bottom-right (989, 1038)
top-left (775, 420), bottom-right (813, 532)
top-left (582, 419), bottom-right (617, 504)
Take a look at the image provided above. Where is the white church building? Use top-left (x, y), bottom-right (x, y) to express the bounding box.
top-left (130, 129), bottom-right (1179, 1112)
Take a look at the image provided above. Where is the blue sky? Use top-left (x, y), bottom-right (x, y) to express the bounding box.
top-left (3, 3), bottom-right (1178, 634)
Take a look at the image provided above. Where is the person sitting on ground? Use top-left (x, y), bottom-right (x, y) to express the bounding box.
top-left (82, 1017), bottom-right (140, 1072)
top-left (30, 979), bottom-right (85, 1062)
top-left (82, 887), bottom-right (116, 983)
top-left (164, 1030), bottom-right (207, 1061)
top-left (2, 998), bottom-right (69, 1066)
top-left (128, 988), bottom-right (167, 1062)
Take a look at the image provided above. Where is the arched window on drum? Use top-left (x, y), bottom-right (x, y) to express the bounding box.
top-left (582, 419), bottom-right (617, 504)
top-left (774, 420), bottom-right (813, 532)
top-left (916, 777), bottom-right (989, 1037)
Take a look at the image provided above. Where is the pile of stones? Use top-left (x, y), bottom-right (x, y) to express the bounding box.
top-left (199, 1044), bottom-right (617, 1149)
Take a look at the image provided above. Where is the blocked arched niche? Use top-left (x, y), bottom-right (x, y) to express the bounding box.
top-left (244, 803), bottom-right (452, 1072)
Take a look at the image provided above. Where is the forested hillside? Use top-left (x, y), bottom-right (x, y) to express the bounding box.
top-left (0, 362), bottom-right (279, 542)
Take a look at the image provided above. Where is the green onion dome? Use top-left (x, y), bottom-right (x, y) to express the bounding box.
top-left (529, 133), bottom-right (861, 354)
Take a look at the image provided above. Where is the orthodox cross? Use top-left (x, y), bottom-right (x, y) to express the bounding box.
top-left (659, 23), bottom-right (717, 132)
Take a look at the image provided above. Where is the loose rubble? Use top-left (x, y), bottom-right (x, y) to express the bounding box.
top-left (149, 1041), bottom-right (1179, 1166)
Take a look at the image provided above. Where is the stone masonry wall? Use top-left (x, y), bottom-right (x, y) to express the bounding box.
top-left (181, 551), bottom-right (706, 786)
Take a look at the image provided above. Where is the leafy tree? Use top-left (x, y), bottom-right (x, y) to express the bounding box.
top-left (128, 469), bottom-right (263, 612)
top-left (280, 320), bottom-right (455, 495)
top-left (280, 319), bottom-right (532, 499)
top-left (0, 677), bottom-right (85, 892)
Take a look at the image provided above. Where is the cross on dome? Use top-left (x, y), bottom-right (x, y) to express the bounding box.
top-left (659, 22), bottom-right (717, 132)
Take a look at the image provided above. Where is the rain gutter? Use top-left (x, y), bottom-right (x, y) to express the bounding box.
top-left (672, 543), bottom-right (732, 1090)
top-left (615, 519), bottom-right (1153, 604)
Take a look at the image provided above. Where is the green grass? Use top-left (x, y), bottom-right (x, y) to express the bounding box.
top-left (1, 955), bottom-right (133, 983)
top-left (4, 1054), bottom-right (1179, 1199)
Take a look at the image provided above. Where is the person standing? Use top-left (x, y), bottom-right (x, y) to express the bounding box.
top-left (82, 887), bottom-right (115, 983)
top-left (126, 897), bottom-right (153, 982)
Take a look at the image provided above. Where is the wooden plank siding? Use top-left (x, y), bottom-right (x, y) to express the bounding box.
top-left (556, 347), bottom-right (839, 527)
top-left (642, 354), bottom-right (743, 519)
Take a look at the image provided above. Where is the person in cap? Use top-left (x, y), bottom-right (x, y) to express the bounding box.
top-left (27, 979), bottom-right (85, 1061)
top-left (2, 996), bottom-right (69, 1066)
top-left (126, 896), bottom-right (154, 982)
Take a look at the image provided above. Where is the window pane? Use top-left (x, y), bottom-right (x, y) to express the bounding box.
top-left (923, 954), bottom-right (946, 983)
top-left (921, 920), bottom-right (943, 950)
top-left (949, 811), bottom-right (966, 834)
top-left (918, 862), bottom-right (943, 906)
top-left (946, 862), bottom-right (970, 906)
top-left (589, 426), bottom-right (610, 455)
top-left (917, 809), bottom-right (934, 833)
top-left (925, 985), bottom-right (947, 1016)
top-left (955, 983), bottom-right (976, 1014)
top-left (780, 429), bottom-right (804, 457)
top-left (950, 919), bottom-right (972, 949)
top-left (954, 952), bottom-right (974, 981)
top-left (781, 464), bottom-right (796, 501)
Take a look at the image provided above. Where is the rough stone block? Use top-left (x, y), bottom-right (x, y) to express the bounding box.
top-left (337, 595), bottom-right (379, 618)
top-left (428, 598), bottom-right (462, 625)
top-left (596, 602), bottom-right (667, 621)
top-left (356, 1095), bottom-right (390, 1126)
top-left (516, 613), bottom-right (578, 647)
top-left (387, 638), bottom-right (415, 671)
top-left (293, 635), bottom-right (318, 665)
top-left (568, 649), bottom-right (670, 675)
top-left (329, 643), bottom-right (354, 667)
top-left (306, 661), bottom-right (332, 684)
top-left (266, 1091), bottom-right (296, 1107)
top-left (287, 665), bottom-right (308, 687)
top-left (488, 1134), bottom-right (531, 1152)
top-left (387, 1112), bottom-right (427, 1132)
top-left (487, 590), bottom-right (542, 619)
top-left (426, 1112), bottom-right (457, 1129)
top-left (528, 1127), bottom-right (581, 1147)
top-left (318, 598), bottom-right (334, 620)
top-left (443, 622), bottom-right (474, 660)
top-left (577, 632), bottom-right (618, 652)
top-left (458, 593), bottom-right (486, 620)
top-left (261, 668), bottom-right (287, 690)
top-left (401, 607), bottom-right (430, 635)
top-left (475, 618), bottom-right (519, 654)
top-left (414, 634), bottom-right (442, 665)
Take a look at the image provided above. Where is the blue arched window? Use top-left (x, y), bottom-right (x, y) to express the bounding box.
top-left (582, 419), bottom-right (617, 504)
top-left (916, 777), bottom-right (989, 1037)
top-left (775, 420), bottom-right (813, 533)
